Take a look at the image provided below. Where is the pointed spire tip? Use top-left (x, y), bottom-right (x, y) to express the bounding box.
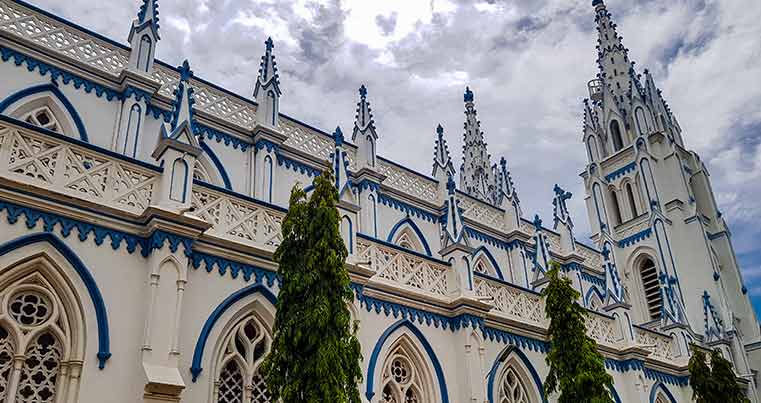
top-left (436, 124), bottom-right (444, 135)
top-left (464, 86), bottom-right (474, 103)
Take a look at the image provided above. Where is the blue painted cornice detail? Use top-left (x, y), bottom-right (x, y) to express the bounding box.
top-left (190, 251), bottom-right (280, 287)
top-left (465, 227), bottom-right (522, 251)
top-left (0, 233), bottom-right (112, 369)
top-left (1, 46), bottom-right (250, 154)
top-left (357, 179), bottom-right (381, 193)
top-left (377, 193), bottom-right (439, 223)
top-left (578, 270), bottom-right (606, 288)
top-left (1, 47), bottom-right (121, 101)
top-left (0, 199), bottom-right (192, 258)
top-left (605, 358), bottom-right (644, 372)
top-left (254, 138), bottom-right (279, 153)
top-left (643, 367), bottom-right (689, 386)
top-left (123, 86), bottom-right (152, 103)
top-left (604, 161), bottom-right (636, 182)
top-left (618, 227), bottom-right (652, 248)
top-left (276, 154), bottom-right (321, 178)
top-left (482, 327), bottom-right (549, 353)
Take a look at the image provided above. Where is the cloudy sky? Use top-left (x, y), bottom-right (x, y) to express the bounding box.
top-left (34, 0), bottom-right (761, 316)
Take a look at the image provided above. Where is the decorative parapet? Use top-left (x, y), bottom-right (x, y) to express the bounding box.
top-left (377, 159), bottom-right (438, 201)
top-left (0, 118), bottom-right (159, 215)
top-left (356, 236), bottom-right (449, 297)
top-left (473, 275), bottom-right (546, 326)
top-left (587, 311), bottom-right (622, 348)
top-left (460, 193), bottom-right (504, 231)
top-left (634, 326), bottom-right (677, 362)
top-left (190, 183), bottom-right (285, 252)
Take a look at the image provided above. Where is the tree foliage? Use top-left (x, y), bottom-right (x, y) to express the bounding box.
top-left (261, 171), bottom-right (363, 403)
top-left (542, 262), bottom-right (614, 403)
top-left (688, 346), bottom-right (749, 403)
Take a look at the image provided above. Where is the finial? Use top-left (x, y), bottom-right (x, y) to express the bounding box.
top-left (333, 126), bottom-right (344, 146)
top-left (436, 124), bottom-right (444, 136)
top-left (265, 37), bottom-right (274, 52)
top-left (592, 0), bottom-right (604, 7)
top-left (359, 84), bottom-right (367, 98)
top-left (533, 214), bottom-right (543, 229)
top-left (179, 60), bottom-right (193, 82)
top-left (464, 87), bottom-right (474, 103)
top-left (500, 156), bottom-right (507, 168)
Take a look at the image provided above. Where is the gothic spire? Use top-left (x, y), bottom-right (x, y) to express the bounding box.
top-left (352, 85), bottom-right (378, 168)
top-left (432, 124), bottom-right (455, 179)
top-left (160, 60), bottom-right (197, 141)
top-left (353, 85), bottom-right (375, 134)
top-left (459, 87), bottom-right (494, 203)
top-left (253, 37), bottom-right (281, 127)
top-left (552, 184), bottom-right (576, 254)
top-left (127, 0), bottom-right (160, 73)
top-left (593, 0), bottom-right (631, 99)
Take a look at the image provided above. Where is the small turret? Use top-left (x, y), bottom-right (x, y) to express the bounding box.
top-left (352, 85), bottom-right (378, 168)
top-left (459, 87), bottom-right (495, 203)
top-left (127, 0), bottom-right (160, 74)
top-left (552, 184), bottom-right (575, 254)
top-left (253, 37), bottom-right (281, 128)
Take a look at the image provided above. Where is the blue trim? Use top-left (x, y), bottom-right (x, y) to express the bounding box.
top-left (386, 217), bottom-right (432, 257)
top-left (465, 227), bottom-right (522, 251)
top-left (486, 346), bottom-right (546, 403)
top-left (190, 250), bottom-right (280, 286)
top-left (0, 233), bottom-right (111, 368)
top-left (605, 162), bottom-right (636, 182)
top-left (377, 193), bottom-right (439, 223)
top-left (276, 154), bottom-right (322, 178)
top-left (199, 141), bottom-right (232, 190)
top-left (473, 272), bottom-right (541, 296)
top-left (190, 284), bottom-right (277, 382)
top-left (649, 382), bottom-right (677, 403)
top-left (584, 286), bottom-right (605, 307)
top-left (0, 83), bottom-right (89, 142)
top-left (609, 385), bottom-right (622, 403)
top-left (365, 319), bottom-right (449, 403)
top-left (192, 180), bottom-right (287, 213)
top-left (472, 246), bottom-right (505, 280)
top-left (358, 233), bottom-right (448, 266)
top-left (618, 228), bottom-right (652, 248)
top-left (342, 215), bottom-right (353, 254)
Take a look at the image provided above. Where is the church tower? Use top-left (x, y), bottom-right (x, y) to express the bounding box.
top-left (581, 0), bottom-right (760, 381)
top-left (459, 87), bottom-right (495, 204)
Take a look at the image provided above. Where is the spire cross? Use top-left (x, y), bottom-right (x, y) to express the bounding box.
top-left (265, 37), bottom-right (274, 52)
top-left (179, 59), bottom-right (193, 82)
top-left (333, 126), bottom-right (344, 146)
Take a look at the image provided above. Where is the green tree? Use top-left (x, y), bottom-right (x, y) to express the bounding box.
top-left (542, 262), bottom-right (614, 403)
top-left (688, 346), bottom-right (749, 403)
top-left (261, 171), bottom-right (363, 403)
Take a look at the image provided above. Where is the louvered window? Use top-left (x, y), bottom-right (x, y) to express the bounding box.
top-left (640, 258), bottom-right (662, 320)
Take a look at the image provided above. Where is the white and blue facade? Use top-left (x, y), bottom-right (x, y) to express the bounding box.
top-left (0, 0), bottom-right (757, 402)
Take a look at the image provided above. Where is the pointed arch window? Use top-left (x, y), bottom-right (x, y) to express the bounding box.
top-left (626, 183), bottom-right (639, 218)
top-left (0, 261), bottom-right (86, 403)
top-left (498, 367), bottom-right (531, 403)
top-left (639, 257), bottom-right (662, 321)
top-left (473, 255), bottom-right (498, 279)
top-left (610, 120), bottom-right (624, 151)
top-left (138, 35), bottom-right (153, 73)
top-left (380, 343), bottom-right (430, 403)
top-left (635, 107), bottom-right (649, 135)
top-left (214, 316), bottom-right (272, 403)
top-left (609, 188), bottom-right (622, 226)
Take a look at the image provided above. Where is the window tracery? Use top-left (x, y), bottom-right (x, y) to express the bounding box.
top-left (0, 265), bottom-right (82, 403)
top-left (22, 107), bottom-right (61, 133)
top-left (380, 344), bottom-right (427, 403)
top-left (498, 367), bottom-right (530, 403)
top-left (215, 316), bottom-right (272, 403)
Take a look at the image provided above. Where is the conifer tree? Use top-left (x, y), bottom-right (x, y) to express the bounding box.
top-left (688, 346), bottom-right (749, 403)
top-left (542, 262), bottom-right (613, 403)
top-left (261, 171), bottom-right (363, 403)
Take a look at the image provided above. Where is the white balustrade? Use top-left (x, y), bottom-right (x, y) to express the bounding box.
top-left (356, 237), bottom-right (449, 297)
top-left (0, 120), bottom-right (158, 214)
top-left (635, 327), bottom-right (676, 361)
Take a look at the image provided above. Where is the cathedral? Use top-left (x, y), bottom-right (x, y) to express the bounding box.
top-left (0, 0), bottom-right (758, 401)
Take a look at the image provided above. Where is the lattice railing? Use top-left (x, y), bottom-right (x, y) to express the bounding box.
top-left (635, 327), bottom-right (676, 361)
top-left (377, 160), bottom-right (438, 201)
top-left (473, 276), bottom-right (546, 326)
top-left (460, 196), bottom-right (504, 230)
top-left (586, 312), bottom-right (621, 347)
top-left (357, 237), bottom-right (449, 297)
top-left (0, 120), bottom-right (159, 214)
top-left (190, 185), bottom-right (284, 252)
top-left (0, 0), bottom-right (129, 75)
top-left (280, 119), bottom-right (334, 162)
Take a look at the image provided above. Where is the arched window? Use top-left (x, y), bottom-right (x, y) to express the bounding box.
top-left (137, 35), bottom-right (153, 73)
top-left (214, 316), bottom-right (272, 403)
top-left (609, 188), bottom-right (622, 226)
top-left (586, 135), bottom-right (600, 162)
top-left (639, 258), bottom-right (662, 321)
top-left (170, 159), bottom-right (189, 202)
top-left (472, 253), bottom-right (500, 279)
top-left (498, 367), bottom-right (531, 403)
top-left (263, 155), bottom-right (273, 203)
top-left (0, 259), bottom-right (86, 403)
top-left (341, 216), bottom-right (353, 254)
top-left (380, 342), bottom-right (431, 403)
top-left (122, 103), bottom-right (142, 157)
top-left (368, 195), bottom-right (378, 238)
top-left (393, 229), bottom-right (424, 255)
top-left (635, 107), bottom-right (649, 136)
top-left (22, 106), bottom-right (61, 133)
top-left (266, 91), bottom-right (276, 126)
top-left (626, 183), bottom-right (638, 218)
top-left (367, 135), bottom-right (375, 166)
top-left (610, 120), bottom-right (624, 152)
